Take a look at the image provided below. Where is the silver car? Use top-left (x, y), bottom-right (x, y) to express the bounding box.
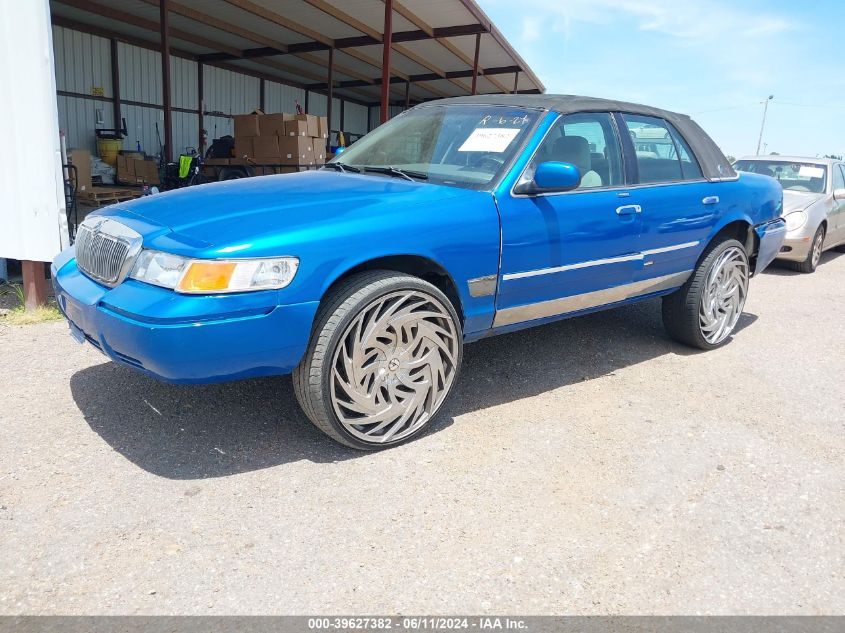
top-left (734, 156), bottom-right (845, 272)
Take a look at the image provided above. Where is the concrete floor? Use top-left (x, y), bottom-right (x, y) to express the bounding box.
top-left (1, 253), bottom-right (843, 615)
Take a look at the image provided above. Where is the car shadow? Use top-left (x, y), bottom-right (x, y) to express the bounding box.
top-left (70, 297), bottom-right (758, 479)
top-left (763, 248), bottom-right (843, 276)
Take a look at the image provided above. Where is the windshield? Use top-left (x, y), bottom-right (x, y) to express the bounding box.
top-left (734, 160), bottom-right (827, 193)
top-left (331, 105), bottom-right (541, 190)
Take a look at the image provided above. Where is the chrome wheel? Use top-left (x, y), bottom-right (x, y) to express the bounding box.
top-left (699, 246), bottom-right (749, 345)
top-left (329, 290), bottom-right (460, 444)
top-left (811, 229), bottom-right (824, 268)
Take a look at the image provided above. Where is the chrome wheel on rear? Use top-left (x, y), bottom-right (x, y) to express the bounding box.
top-left (699, 246), bottom-right (749, 345)
top-left (329, 289), bottom-right (460, 444)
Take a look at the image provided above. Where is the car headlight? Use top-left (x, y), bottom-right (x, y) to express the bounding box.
top-left (130, 250), bottom-right (299, 293)
top-left (784, 210), bottom-right (807, 232)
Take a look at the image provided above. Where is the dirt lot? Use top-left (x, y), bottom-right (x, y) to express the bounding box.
top-left (1, 253), bottom-right (843, 615)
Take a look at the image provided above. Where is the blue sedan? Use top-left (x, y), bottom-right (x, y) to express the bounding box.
top-left (53, 95), bottom-right (785, 449)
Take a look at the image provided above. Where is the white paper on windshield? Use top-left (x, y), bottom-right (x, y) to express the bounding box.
top-left (798, 165), bottom-right (825, 179)
top-left (458, 128), bottom-right (520, 153)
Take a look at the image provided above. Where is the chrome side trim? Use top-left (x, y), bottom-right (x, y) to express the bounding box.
top-left (502, 253), bottom-right (641, 281)
top-left (467, 274), bottom-right (498, 297)
top-left (502, 241), bottom-right (699, 281)
top-left (493, 270), bottom-right (691, 327)
top-left (642, 240), bottom-right (700, 256)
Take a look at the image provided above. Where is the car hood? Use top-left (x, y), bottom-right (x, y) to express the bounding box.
top-left (96, 170), bottom-right (480, 256)
top-left (782, 189), bottom-right (825, 214)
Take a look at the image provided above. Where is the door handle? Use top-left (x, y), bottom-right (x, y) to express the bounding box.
top-left (702, 196), bottom-right (720, 205)
top-left (616, 204), bottom-right (641, 215)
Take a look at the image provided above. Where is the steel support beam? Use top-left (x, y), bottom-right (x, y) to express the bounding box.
top-left (380, 0), bottom-right (393, 124)
top-left (110, 39), bottom-right (121, 129)
top-left (259, 78), bottom-right (265, 111)
top-left (22, 261), bottom-right (48, 310)
top-left (471, 32), bottom-right (480, 95)
top-left (198, 61), bottom-right (204, 153)
top-left (159, 0), bottom-right (173, 162)
top-left (326, 47), bottom-right (334, 147)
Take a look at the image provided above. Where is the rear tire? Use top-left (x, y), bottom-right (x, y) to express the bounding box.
top-left (662, 238), bottom-right (749, 350)
top-left (792, 225), bottom-right (825, 273)
top-left (293, 270), bottom-right (463, 450)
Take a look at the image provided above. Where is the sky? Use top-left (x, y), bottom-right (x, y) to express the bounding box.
top-left (480, 0), bottom-right (845, 160)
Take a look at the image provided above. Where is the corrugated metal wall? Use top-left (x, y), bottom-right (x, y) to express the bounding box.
top-left (265, 81), bottom-right (305, 114)
top-left (57, 96), bottom-right (114, 154)
top-left (368, 105), bottom-right (408, 132)
top-left (170, 57), bottom-right (198, 110)
top-left (203, 65), bottom-right (260, 115)
top-left (53, 26), bottom-right (112, 97)
top-left (52, 25), bottom-right (373, 157)
top-left (307, 92), bottom-right (328, 117)
top-left (345, 102), bottom-right (368, 135)
top-left (118, 42), bottom-right (162, 105)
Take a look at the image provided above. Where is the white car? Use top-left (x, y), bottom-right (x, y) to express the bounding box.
top-left (734, 156), bottom-right (845, 272)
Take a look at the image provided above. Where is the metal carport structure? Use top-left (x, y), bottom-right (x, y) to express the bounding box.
top-left (49, 0), bottom-right (544, 160)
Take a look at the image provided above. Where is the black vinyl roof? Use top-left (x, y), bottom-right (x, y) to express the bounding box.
top-left (422, 94), bottom-right (737, 181)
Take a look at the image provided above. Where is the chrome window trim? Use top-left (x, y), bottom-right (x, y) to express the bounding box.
top-left (493, 270), bottom-right (691, 327)
top-left (502, 241), bottom-right (700, 281)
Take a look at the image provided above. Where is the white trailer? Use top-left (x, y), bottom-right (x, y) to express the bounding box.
top-left (0, 0), bottom-right (69, 306)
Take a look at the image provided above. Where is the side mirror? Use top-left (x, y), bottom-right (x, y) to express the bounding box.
top-left (515, 161), bottom-right (581, 195)
top-left (834, 188), bottom-right (845, 200)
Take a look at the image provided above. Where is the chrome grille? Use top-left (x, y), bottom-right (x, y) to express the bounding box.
top-left (74, 217), bottom-right (142, 286)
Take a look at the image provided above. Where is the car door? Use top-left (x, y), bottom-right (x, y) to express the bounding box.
top-left (831, 164), bottom-right (845, 243)
top-left (493, 111), bottom-right (642, 327)
top-left (616, 113), bottom-right (720, 285)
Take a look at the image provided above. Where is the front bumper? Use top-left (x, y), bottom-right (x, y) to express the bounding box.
top-left (52, 258), bottom-right (318, 384)
top-left (753, 217), bottom-right (787, 274)
top-left (775, 235), bottom-right (814, 262)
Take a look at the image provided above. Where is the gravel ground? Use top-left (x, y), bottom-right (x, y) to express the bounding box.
top-left (0, 253), bottom-right (843, 615)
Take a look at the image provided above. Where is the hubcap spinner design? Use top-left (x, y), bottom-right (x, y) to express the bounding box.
top-left (330, 290), bottom-right (459, 444)
top-left (699, 246), bottom-right (749, 345)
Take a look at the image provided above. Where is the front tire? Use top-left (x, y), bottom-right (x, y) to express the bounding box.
top-left (293, 271), bottom-right (463, 450)
top-left (662, 238), bottom-right (749, 350)
top-left (792, 225), bottom-right (825, 273)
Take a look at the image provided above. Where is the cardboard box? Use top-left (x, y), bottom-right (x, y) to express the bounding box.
top-left (278, 136), bottom-right (311, 165)
top-left (134, 159), bottom-right (160, 184)
top-left (258, 113), bottom-right (288, 137)
top-left (316, 116), bottom-right (329, 139)
top-left (277, 165), bottom-right (310, 174)
top-left (296, 113), bottom-right (319, 138)
top-left (234, 114), bottom-right (261, 137)
top-left (116, 154), bottom-right (134, 180)
top-left (313, 147), bottom-right (326, 165)
top-left (252, 135), bottom-right (280, 159)
top-left (284, 119), bottom-right (308, 137)
top-left (204, 158), bottom-right (230, 166)
top-left (117, 156), bottom-right (159, 185)
top-left (70, 149), bottom-right (92, 192)
top-left (233, 137), bottom-right (254, 158)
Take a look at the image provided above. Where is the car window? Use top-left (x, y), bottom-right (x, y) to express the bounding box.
top-left (667, 125), bottom-right (703, 180)
top-left (528, 112), bottom-right (623, 190)
top-left (733, 160), bottom-right (827, 194)
top-left (834, 164), bottom-right (845, 191)
top-left (622, 114), bottom-right (701, 184)
top-left (333, 105), bottom-right (541, 190)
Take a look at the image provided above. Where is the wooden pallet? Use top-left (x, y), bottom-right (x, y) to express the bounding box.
top-left (78, 186), bottom-right (142, 206)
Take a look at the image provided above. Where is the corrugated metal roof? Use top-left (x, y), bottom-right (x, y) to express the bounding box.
top-left (49, 0), bottom-right (543, 107)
